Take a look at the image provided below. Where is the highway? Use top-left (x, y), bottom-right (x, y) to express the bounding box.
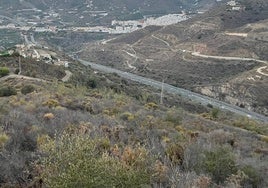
top-left (77, 58), bottom-right (268, 123)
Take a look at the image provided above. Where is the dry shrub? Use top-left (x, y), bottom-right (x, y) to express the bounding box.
top-left (207, 129), bottom-right (235, 146)
top-left (193, 175), bottom-right (212, 188)
top-left (166, 143), bottom-right (184, 165)
top-left (37, 134), bottom-right (50, 148)
top-left (120, 112), bottom-right (135, 121)
top-left (145, 102), bottom-right (158, 110)
top-left (40, 132), bottom-right (151, 187)
top-left (175, 125), bottom-right (185, 132)
top-left (260, 135), bottom-right (268, 143)
top-left (169, 169), bottom-right (199, 188)
top-left (43, 113), bottom-right (55, 120)
top-left (64, 122), bottom-right (93, 135)
top-left (121, 146), bottom-right (148, 169)
top-left (102, 107), bottom-right (120, 116)
top-left (111, 144), bottom-right (120, 158)
top-left (224, 170), bottom-right (248, 188)
top-left (96, 138), bottom-right (111, 152)
top-left (42, 99), bottom-right (59, 108)
top-left (153, 160), bottom-right (169, 184)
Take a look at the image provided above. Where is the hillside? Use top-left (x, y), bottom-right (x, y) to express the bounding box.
top-left (0, 0), bottom-right (268, 187)
top-left (0, 0), bottom-right (217, 26)
top-left (80, 0), bottom-right (268, 116)
top-left (0, 53), bottom-right (268, 187)
top-left (1, 0), bottom-right (216, 12)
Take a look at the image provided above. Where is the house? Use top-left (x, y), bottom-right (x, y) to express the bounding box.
top-left (227, 1), bottom-right (236, 6)
top-left (232, 6), bottom-right (241, 11)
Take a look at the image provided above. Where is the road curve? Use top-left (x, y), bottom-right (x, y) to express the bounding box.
top-left (77, 58), bottom-right (268, 123)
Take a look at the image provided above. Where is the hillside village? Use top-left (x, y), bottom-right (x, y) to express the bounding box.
top-left (0, 12), bottom-right (189, 34)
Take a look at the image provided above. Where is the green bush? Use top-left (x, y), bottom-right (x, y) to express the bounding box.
top-left (241, 166), bottom-right (261, 188)
top-left (233, 118), bottom-right (266, 135)
top-left (87, 78), bottom-right (97, 88)
top-left (201, 147), bottom-right (237, 184)
top-left (40, 133), bottom-right (151, 187)
top-left (211, 108), bottom-right (219, 119)
top-left (165, 108), bottom-right (183, 125)
top-left (0, 86), bottom-right (17, 97)
top-left (21, 85), bottom-right (35, 95)
top-left (0, 67), bottom-right (10, 77)
top-left (0, 133), bottom-right (9, 149)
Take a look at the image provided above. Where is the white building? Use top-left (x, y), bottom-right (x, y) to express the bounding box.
top-left (227, 1), bottom-right (236, 6)
top-left (232, 6), bottom-right (241, 11)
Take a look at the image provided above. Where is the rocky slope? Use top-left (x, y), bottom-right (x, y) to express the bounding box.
top-left (0, 53), bottom-right (268, 188)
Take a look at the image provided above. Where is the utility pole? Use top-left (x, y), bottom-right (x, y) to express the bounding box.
top-left (160, 78), bottom-right (164, 105)
top-left (18, 55), bottom-right (22, 75)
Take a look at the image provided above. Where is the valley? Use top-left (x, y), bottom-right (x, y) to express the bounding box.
top-left (0, 0), bottom-right (268, 187)
top-left (78, 0), bottom-right (268, 116)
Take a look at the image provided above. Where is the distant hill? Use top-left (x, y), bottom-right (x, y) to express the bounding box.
top-left (80, 0), bottom-right (268, 116)
top-left (1, 0), bottom-right (218, 20)
top-left (0, 2), bottom-right (268, 187)
top-left (1, 0), bottom-right (217, 12)
top-left (0, 0), bottom-right (220, 27)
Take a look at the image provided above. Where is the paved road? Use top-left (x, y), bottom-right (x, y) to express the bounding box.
top-left (77, 58), bottom-right (268, 123)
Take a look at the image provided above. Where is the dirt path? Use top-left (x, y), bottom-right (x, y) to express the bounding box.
top-left (225, 32), bottom-right (248, 37)
top-left (0, 74), bottom-right (48, 82)
top-left (61, 70), bottom-right (73, 82)
top-left (152, 34), bottom-right (170, 47)
top-left (150, 34), bottom-right (267, 65)
top-left (191, 52), bottom-right (268, 64)
top-left (101, 38), bottom-right (117, 45)
top-left (257, 66), bottom-right (268, 76)
top-left (122, 44), bottom-right (138, 70)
